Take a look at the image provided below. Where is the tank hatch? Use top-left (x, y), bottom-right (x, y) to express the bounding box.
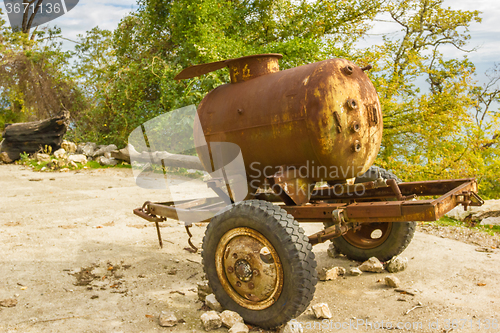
top-left (174, 53), bottom-right (282, 83)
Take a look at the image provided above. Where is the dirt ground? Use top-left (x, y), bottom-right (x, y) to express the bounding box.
top-left (1, 164), bottom-right (499, 333)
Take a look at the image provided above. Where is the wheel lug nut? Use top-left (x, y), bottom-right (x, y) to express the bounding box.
top-left (248, 282), bottom-right (254, 289)
top-left (232, 253), bottom-right (238, 259)
top-left (227, 266), bottom-right (234, 273)
top-left (236, 281), bottom-right (241, 287)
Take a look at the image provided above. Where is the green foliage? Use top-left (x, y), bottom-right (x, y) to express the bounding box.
top-left (355, 0), bottom-right (500, 198)
top-left (432, 216), bottom-right (500, 236)
top-left (17, 153), bottom-right (131, 171)
top-left (0, 8), bottom-right (87, 125)
top-left (71, 0), bottom-right (381, 146)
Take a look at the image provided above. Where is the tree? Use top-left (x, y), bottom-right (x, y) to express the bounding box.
top-left (72, 0), bottom-right (382, 146)
top-left (359, 0), bottom-right (499, 197)
top-left (0, 8), bottom-right (86, 131)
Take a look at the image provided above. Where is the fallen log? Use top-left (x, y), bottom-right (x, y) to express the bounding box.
top-left (0, 111), bottom-right (69, 162)
top-left (123, 144), bottom-right (205, 171)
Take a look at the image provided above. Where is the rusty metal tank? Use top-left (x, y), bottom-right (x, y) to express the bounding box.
top-left (178, 54), bottom-right (383, 192)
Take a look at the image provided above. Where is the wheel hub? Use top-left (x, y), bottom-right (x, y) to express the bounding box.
top-left (215, 227), bottom-right (283, 310)
top-left (234, 259), bottom-right (253, 282)
top-left (343, 222), bottom-right (392, 249)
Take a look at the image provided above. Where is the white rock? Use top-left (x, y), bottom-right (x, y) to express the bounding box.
top-left (61, 140), bottom-right (77, 153)
top-left (311, 303), bottom-right (332, 319)
top-left (220, 310), bottom-right (244, 328)
top-left (480, 216), bottom-right (500, 226)
top-left (386, 256), bottom-right (408, 273)
top-left (359, 257), bottom-right (384, 273)
top-left (54, 148), bottom-right (66, 159)
top-left (229, 322), bottom-right (249, 333)
top-left (197, 281), bottom-right (213, 301)
top-left (35, 153), bottom-right (51, 162)
top-left (349, 267), bottom-right (362, 276)
top-left (158, 310), bottom-right (177, 327)
top-left (385, 275), bottom-right (400, 288)
top-left (97, 156), bottom-right (118, 166)
top-left (205, 293), bottom-right (223, 312)
top-left (79, 142), bottom-right (96, 157)
top-left (280, 320), bottom-right (303, 333)
top-left (200, 311), bottom-right (222, 331)
top-left (68, 154), bottom-right (87, 165)
top-left (110, 145), bottom-right (131, 163)
top-left (446, 199), bottom-right (500, 223)
top-left (327, 243), bottom-right (340, 258)
top-left (93, 144), bottom-right (118, 157)
top-left (318, 267), bottom-right (345, 281)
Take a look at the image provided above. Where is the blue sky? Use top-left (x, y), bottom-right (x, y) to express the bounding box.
top-left (0, 0), bottom-right (498, 85)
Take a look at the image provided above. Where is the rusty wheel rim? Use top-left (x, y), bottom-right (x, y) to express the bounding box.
top-left (215, 227), bottom-right (283, 310)
top-left (342, 222), bottom-right (392, 249)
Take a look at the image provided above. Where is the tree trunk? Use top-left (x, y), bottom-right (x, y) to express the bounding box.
top-left (0, 111), bottom-right (70, 161)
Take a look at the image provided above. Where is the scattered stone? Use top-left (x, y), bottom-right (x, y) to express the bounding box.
top-left (205, 293), bottom-right (223, 312)
top-left (475, 247), bottom-right (494, 253)
top-left (385, 275), bottom-right (401, 288)
top-left (359, 257), bottom-right (384, 273)
top-left (159, 310), bottom-right (177, 327)
top-left (61, 140), bottom-right (77, 153)
top-left (220, 310), bottom-right (244, 328)
top-left (480, 217), bottom-right (500, 226)
top-left (54, 148), bottom-right (66, 159)
top-left (79, 142), bottom-right (97, 157)
top-left (0, 298), bottom-right (17, 307)
top-left (70, 161), bottom-right (78, 168)
top-left (35, 153), bottom-right (51, 163)
top-left (96, 156), bottom-right (118, 166)
top-left (0, 152), bottom-right (14, 163)
top-left (327, 243), bottom-right (340, 258)
top-left (311, 303), bottom-right (332, 319)
top-left (90, 295), bottom-right (99, 299)
top-left (395, 288), bottom-right (417, 296)
top-left (197, 280), bottom-right (213, 301)
top-left (447, 199), bottom-right (500, 224)
top-left (280, 321), bottom-right (303, 333)
top-left (68, 154), bottom-right (88, 165)
top-left (349, 267), bottom-right (362, 276)
top-left (110, 145), bottom-right (131, 163)
top-left (318, 266), bottom-right (344, 281)
top-left (386, 256), bottom-right (408, 273)
top-left (200, 311), bottom-right (222, 331)
top-left (93, 144), bottom-right (117, 157)
top-left (229, 322), bottom-right (249, 333)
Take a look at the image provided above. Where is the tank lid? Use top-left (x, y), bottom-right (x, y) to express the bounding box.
top-left (174, 53), bottom-right (282, 82)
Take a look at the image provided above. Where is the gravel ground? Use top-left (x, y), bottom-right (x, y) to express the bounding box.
top-left (1, 164), bottom-right (499, 333)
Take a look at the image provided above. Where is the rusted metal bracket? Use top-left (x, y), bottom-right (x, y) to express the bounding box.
top-left (387, 179), bottom-right (417, 201)
top-left (456, 190), bottom-right (484, 210)
top-left (185, 225), bottom-right (198, 252)
top-left (133, 201), bottom-right (166, 223)
top-left (133, 201), bottom-right (166, 248)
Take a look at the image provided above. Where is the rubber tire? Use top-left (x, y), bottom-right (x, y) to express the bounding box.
top-left (328, 166), bottom-right (415, 262)
top-left (202, 200), bottom-right (317, 329)
top-left (355, 165), bottom-right (402, 184)
top-left (329, 222), bottom-right (416, 262)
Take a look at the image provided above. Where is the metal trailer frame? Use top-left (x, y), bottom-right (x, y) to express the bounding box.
top-left (133, 177), bottom-right (484, 249)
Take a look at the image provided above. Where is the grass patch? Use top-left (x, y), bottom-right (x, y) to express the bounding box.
top-left (17, 153), bottom-right (131, 171)
top-left (425, 216), bottom-right (500, 236)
